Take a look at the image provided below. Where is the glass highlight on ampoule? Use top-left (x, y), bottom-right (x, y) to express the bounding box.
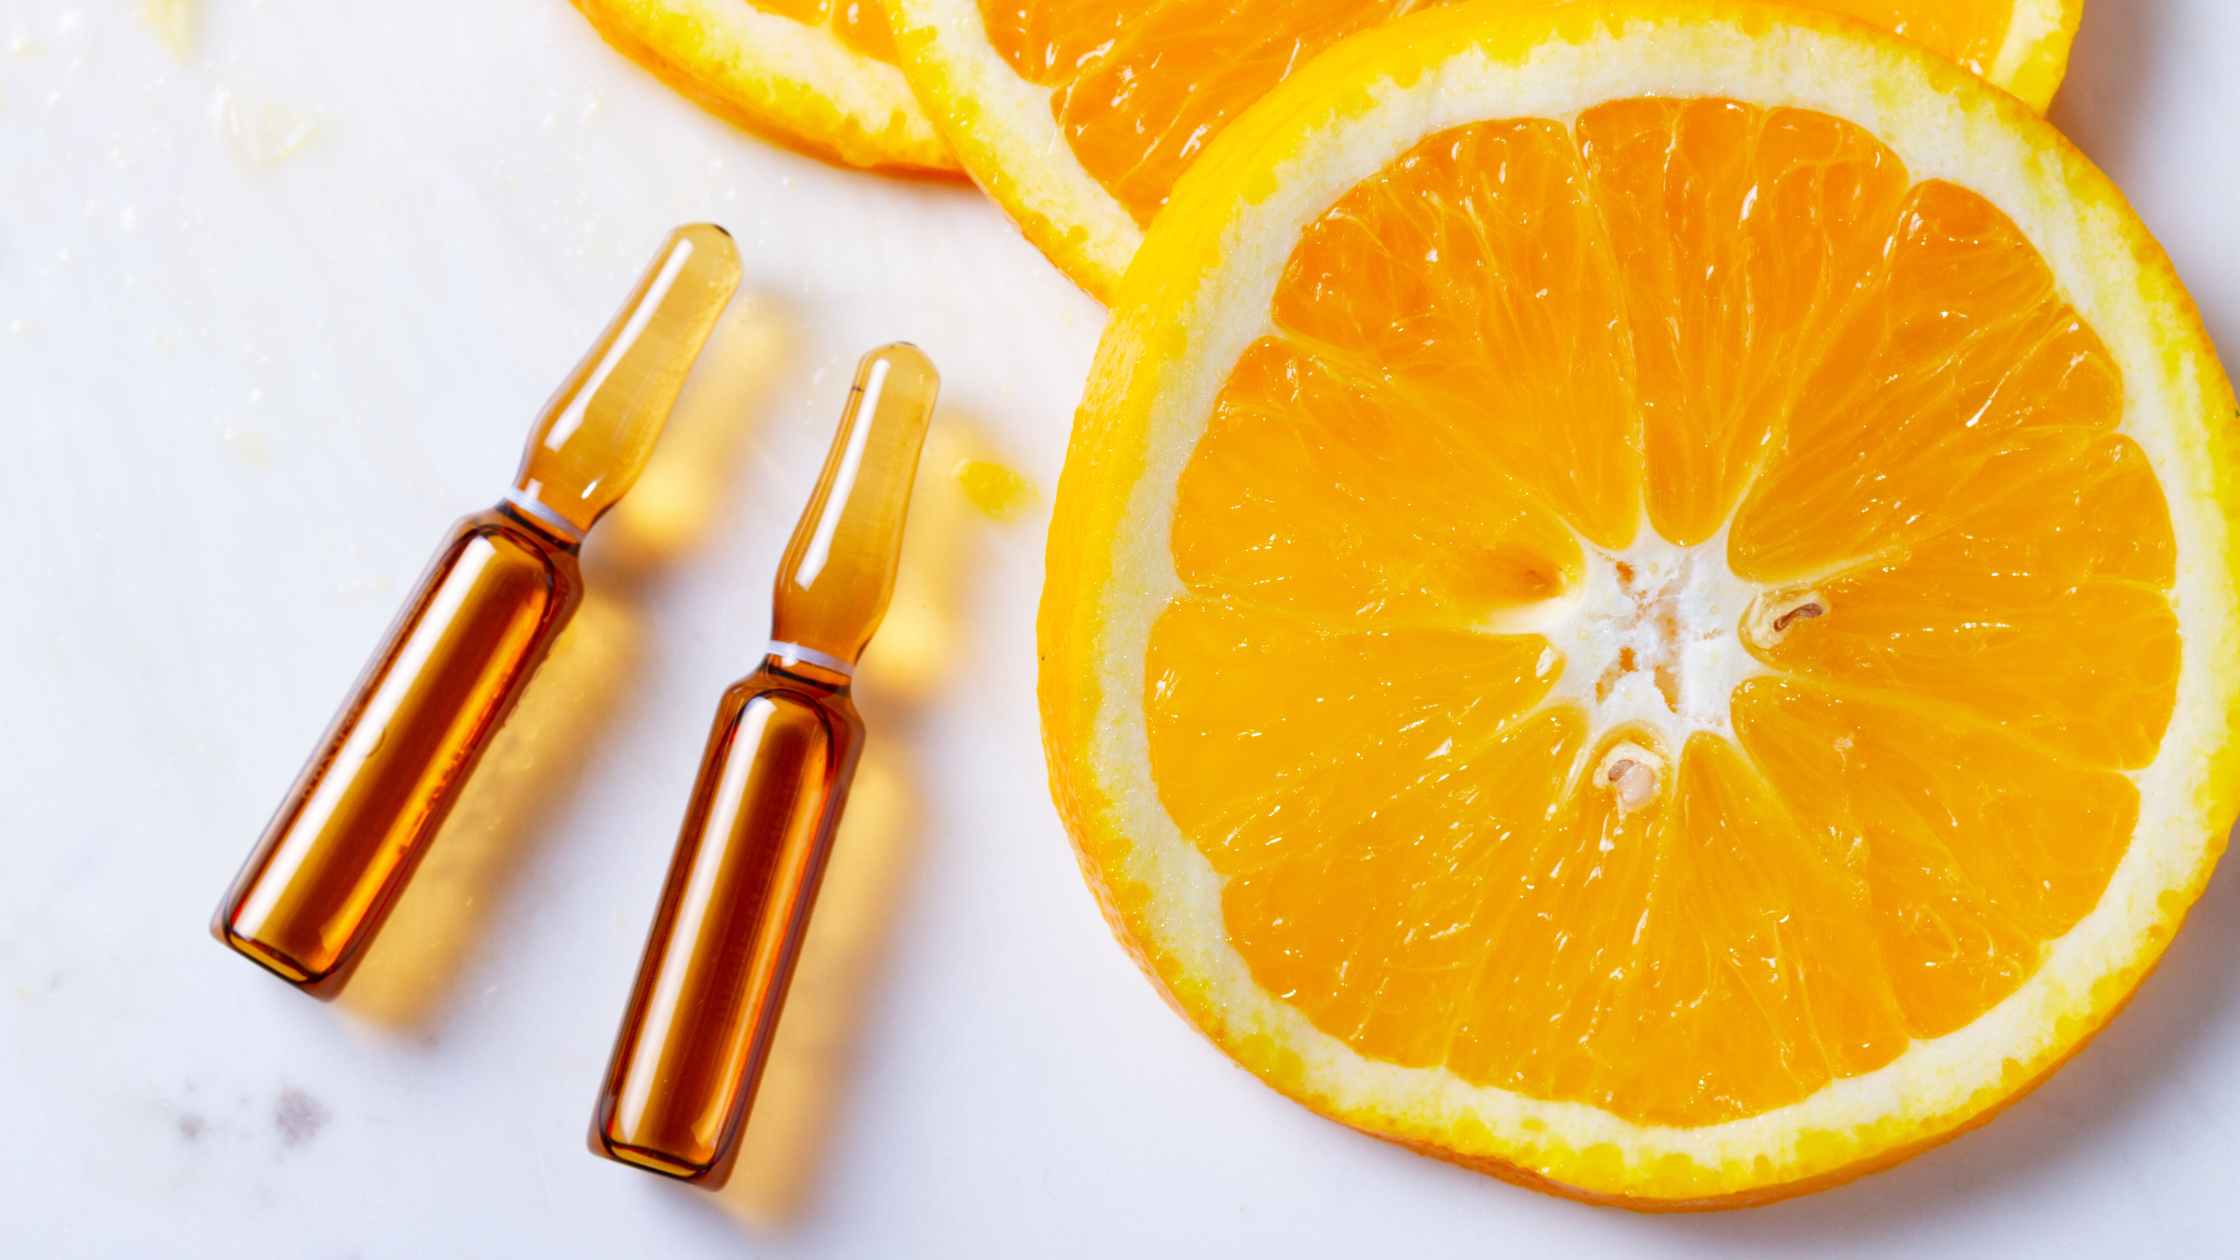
top-left (213, 224), bottom-right (744, 998)
top-left (591, 343), bottom-right (940, 1188)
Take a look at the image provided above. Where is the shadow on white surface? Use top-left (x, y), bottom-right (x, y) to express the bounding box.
top-left (2047, 0), bottom-right (2166, 167)
top-left (2049, 0), bottom-right (2236, 356)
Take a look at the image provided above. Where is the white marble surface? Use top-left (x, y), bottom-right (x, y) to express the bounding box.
top-left (4, 0), bottom-right (2239, 1254)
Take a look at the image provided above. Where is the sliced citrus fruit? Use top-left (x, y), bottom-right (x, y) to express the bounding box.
top-left (572, 0), bottom-right (960, 176)
top-left (889, 0), bottom-right (2082, 297)
top-left (1039, 0), bottom-right (2240, 1208)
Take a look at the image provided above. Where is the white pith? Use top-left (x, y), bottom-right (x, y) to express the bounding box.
top-left (1537, 527), bottom-right (1770, 763)
top-left (1066, 10), bottom-right (2239, 1202)
top-left (889, 0), bottom-right (1143, 294)
top-left (584, 0), bottom-right (951, 169)
top-left (1988, 0), bottom-right (2079, 101)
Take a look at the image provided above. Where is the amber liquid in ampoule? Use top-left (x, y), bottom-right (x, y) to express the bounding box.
top-left (593, 344), bottom-right (939, 1187)
top-left (215, 508), bottom-right (582, 993)
top-left (214, 224), bottom-right (742, 996)
top-left (596, 657), bottom-right (863, 1183)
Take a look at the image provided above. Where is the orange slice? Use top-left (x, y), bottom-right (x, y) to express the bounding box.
top-left (1039, 0), bottom-right (2240, 1208)
top-left (889, 0), bottom-right (2082, 296)
top-left (572, 0), bottom-right (959, 175)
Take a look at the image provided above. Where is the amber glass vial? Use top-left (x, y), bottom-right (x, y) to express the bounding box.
top-left (592, 344), bottom-right (940, 1187)
top-left (213, 225), bottom-right (743, 997)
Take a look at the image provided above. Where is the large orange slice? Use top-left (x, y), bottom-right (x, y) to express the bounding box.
top-left (1039, 0), bottom-right (2240, 1208)
top-left (890, 0), bottom-right (2082, 296)
top-left (572, 0), bottom-right (959, 175)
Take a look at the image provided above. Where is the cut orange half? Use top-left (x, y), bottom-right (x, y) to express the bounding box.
top-left (890, 0), bottom-right (2082, 297)
top-left (1039, 0), bottom-right (2240, 1208)
top-left (572, 0), bottom-right (960, 176)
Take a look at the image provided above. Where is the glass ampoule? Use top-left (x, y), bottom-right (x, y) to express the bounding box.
top-left (212, 224), bottom-right (744, 997)
top-left (590, 343), bottom-right (939, 1187)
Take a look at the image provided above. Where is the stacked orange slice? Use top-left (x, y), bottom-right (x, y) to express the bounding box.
top-left (890, 0), bottom-right (2084, 295)
top-left (572, 0), bottom-right (959, 175)
top-left (1039, 0), bottom-right (2238, 1207)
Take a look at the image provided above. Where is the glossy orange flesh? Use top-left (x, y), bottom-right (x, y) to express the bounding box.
top-left (1146, 98), bottom-right (2177, 1128)
top-left (752, 0), bottom-right (905, 63)
top-left (981, 0), bottom-right (2021, 225)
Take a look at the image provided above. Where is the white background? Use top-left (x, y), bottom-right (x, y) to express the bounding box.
top-left (3, 0), bottom-right (2236, 1255)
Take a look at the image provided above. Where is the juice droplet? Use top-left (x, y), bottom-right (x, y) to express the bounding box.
top-left (953, 458), bottom-right (1036, 522)
top-left (141, 0), bottom-right (191, 56)
top-left (209, 86), bottom-right (316, 168)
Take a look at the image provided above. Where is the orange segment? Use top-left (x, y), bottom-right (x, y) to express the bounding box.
top-left (1226, 708), bottom-right (1583, 1068)
top-left (983, 0), bottom-right (1153, 83)
top-left (1460, 732), bottom-right (1906, 1126)
top-left (1041, 0), bottom-right (1410, 224)
top-left (1730, 180), bottom-right (2129, 578)
top-left (1578, 99), bottom-right (1912, 546)
top-left (1734, 679), bottom-right (2138, 1036)
top-left (1271, 119), bottom-right (1642, 549)
top-left (1177, 337), bottom-right (1583, 628)
top-left (1809, 0), bottom-right (2022, 78)
top-left (835, 0), bottom-right (906, 61)
top-left (1759, 533), bottom-right (2180, 768)
top-left (758, 0), bottom-right (833, 25)
top-left (1145, 599), bottom-right (1557, 853)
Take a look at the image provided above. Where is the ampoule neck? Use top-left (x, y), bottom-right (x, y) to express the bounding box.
top-left (496, 500), bottom-right (585, 554)
top-left (760, 653), bottom-right (852, 695)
